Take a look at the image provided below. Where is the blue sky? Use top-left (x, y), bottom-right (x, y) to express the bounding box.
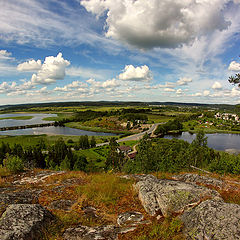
top-left (1, 0), bottom-right (240, 105)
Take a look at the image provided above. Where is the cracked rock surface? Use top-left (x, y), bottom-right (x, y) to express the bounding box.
top-left (63, 224), bottom-right (137, 240)
top-left (0, 204), bottom-right (54, 240)
top-left (134, 174), bottom-right (221, 217)
top-left (181, 199), bottom-right (240, 240)
top-left (173, 173), bottom-right (224, 189)
top-left (117, 212), bottom-right (144, 227)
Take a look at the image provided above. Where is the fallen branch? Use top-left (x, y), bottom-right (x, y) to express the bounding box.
top-left (190, 165), bottom-right (211, 174)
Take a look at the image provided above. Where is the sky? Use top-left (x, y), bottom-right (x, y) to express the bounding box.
top-left (1, 0), bottom-right (240, 106)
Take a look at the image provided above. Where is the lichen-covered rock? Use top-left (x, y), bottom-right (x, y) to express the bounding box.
top-left (0, 189), bottom-right (39, 205)
top-left (120, 174), bottom-right (149, 182)
top-left (0, 204), bottom-right (54, 240)
top-left (134, 175), bottom-right (221, 217)
top-left (173, 173), bottom-right (224, 189)
top-left (63, 225), bottom-right (136, 240)
top-left (181, 199), bottom-right (240, 240)
top-left (0, 189), bottom-right (40, 217)
top-left (13, 170), bottom-right (65, 185)
top-left (117, 212), bottom-right (144, 227)
top-left (82, 206), bottom-right (99, 219)
top-left (49, 199), bottom-right (75, 211)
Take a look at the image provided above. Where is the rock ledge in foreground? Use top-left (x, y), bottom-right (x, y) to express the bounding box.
top-left (0, 204), bottom-right (54, 240)
top-left (181, 199), bottom-right (240, 240)
top-left (134, 174), bottom-right (221, 217)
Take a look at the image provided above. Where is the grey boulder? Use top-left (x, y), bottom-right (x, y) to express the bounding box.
top-left (173, 173), bottom-right (224, 189)
top-left (63, 225), bottom-right (136, 240)
top-left (134, 175), bottom-right (221, 217)
top-left (0, 204), bottom-right (54, 240)
top-left (181, 199), bottom-right (240, 240)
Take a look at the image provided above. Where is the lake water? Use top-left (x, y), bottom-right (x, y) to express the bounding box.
top-left (0, 126), bottom-right (117, 136)
top-left (164, 132), bottom-right (240, 152)
top-left (0, 113), bottom-right (117, 136)
top-left (0, 113), bottom-right (56, 127)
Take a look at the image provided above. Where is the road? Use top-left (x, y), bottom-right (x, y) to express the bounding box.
top-left (96, 123), bottom-right (161, 147)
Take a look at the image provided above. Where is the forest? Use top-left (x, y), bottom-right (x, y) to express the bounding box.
top-left (1, 131), bottom-right (240, 176)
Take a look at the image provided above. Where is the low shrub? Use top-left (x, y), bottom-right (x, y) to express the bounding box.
top-left (3, 155), bottom-right (24, 173)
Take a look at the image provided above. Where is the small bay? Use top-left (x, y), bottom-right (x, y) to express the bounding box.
top-left (164, 132), bottom-right (240, 152)
top-left (0, 113), bottom-right (117, 136)
top-left (0, 113), bottom-right (56, 127)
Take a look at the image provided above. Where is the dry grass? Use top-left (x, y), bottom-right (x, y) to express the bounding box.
top-left (44, 170), bottom-right (87, 184)
top-left (36, 171), bottom-right (144, 239)
top-left (76, 173), bottom-right (135, 210)
top-left (0, 166), bottom-right (12, 177)
top-left (0, 166), bottom-right (12, 187)
top-left (2, 169), bottom-right (240, 240)
top-left (119, 217), bottom-right (185, 240)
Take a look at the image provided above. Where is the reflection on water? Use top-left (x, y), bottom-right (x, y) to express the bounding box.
top-left (0, 113), bottom-right (57, 127)
top-left (0, 126), bottom-right (117, 136)
top-left (164, 132), bottom-right (240, 151)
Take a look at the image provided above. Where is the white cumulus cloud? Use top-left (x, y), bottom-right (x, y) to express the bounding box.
top-left (54, 81), bottom-right (88, 92)
top-left (203, 90), bottom-right (210, 96)
top-left (87, 78), bottom-right (120, 88)
top-left (0, 50), bottom-right (12, 60)
top-left (31, 53), bottom-right (70, 84)
top-left (118, 65), bottom-right (152, 81)
top-left (164, 88), bottom-right (175, 92)
top-left (212, 81), bottom-right (222, 90)
top-left (0, 81), bottom-right (16, 94)
top-left (228, 61), bottom-right (240, 71)
top-left (231, 87), bottom-right (240, 97)
top-left (192, 92), bottom-right (202, 97)
top-left (176, 89), bottom-right (183, 95)
top-left (81, 0), bottom-right (231, 49)
top-left (17, 59), bottom-right (42, 72)
top-left (177, 77), bottom-right (192, 86)
top-left (0, 80), bottom-right (35, 95)
top-left (102, 79), bottom-right (119, 88)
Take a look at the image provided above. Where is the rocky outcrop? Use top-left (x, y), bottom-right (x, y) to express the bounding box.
top-left (0, 188), bottom-right (40, 205)
top-left (49, 199), bottom-right (75, 211)
top-left (63, 225), bottom-right (119, 240)
top-left (117, 212), bottom-right (144, 227)
top-left (181, 199), bottom-right (240, 240)
top-left (134, 174), bottom-right (221, 217)
top-left (0, 204), bottom-right (54, 240)
top-left (63, 224), bottom-right (137, 240)
top-left (0, 188), bottom-right (40, 216)
top-left (173, 173), bottom-right (224, 189)
top-left (2, 170), bottom-right (240, 240)
top-left (13, 170), bottom-right (65, 185)
top-left (63, 211), bottom-right (148, 240)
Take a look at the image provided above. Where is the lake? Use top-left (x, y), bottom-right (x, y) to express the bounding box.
top-left (164, 132), bottom-right (240, 152)
top-left (0, 113), bottom-right (56, 127)
top-left (0, 126), bottom-right (117, 136)
top-left (0, 113), bottom-right (117, 136)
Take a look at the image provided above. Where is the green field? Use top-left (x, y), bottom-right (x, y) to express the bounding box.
top-left (0, 116), bottom-right (33, 120)
top-left (15, 105), bottom-right (148, 113)
top-left (77, 146), bottom-right (109, 168)
top-left (42, 113), bottom-right (75, 121)
top-left (65, 122), bottom-right (128, 134)
top-left (0, 134), bottom-right (113, 147)
top-left (147, 113), bottom-right (173, 123)
top-left (118, 140), bottom-right (138, 147)
top-left (183, 120), bottom-right (240, 134)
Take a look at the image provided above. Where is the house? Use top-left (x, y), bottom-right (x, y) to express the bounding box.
top-left (117, 145), bottom-right (132, 156)
top-left (128, 152), bottom-right (137, 159)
